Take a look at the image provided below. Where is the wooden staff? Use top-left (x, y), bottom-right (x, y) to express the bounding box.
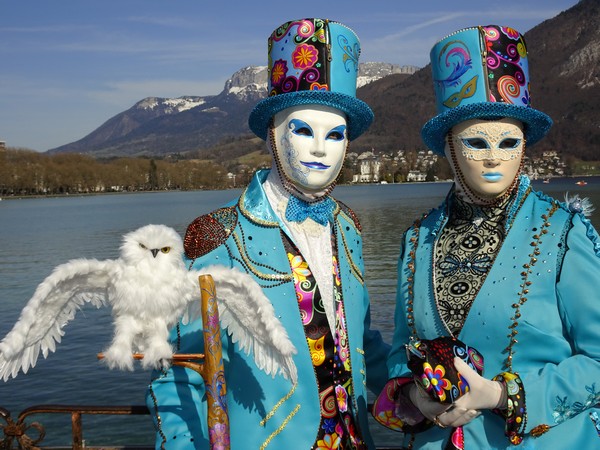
top-left (173, 274), bottom-right (230, 450)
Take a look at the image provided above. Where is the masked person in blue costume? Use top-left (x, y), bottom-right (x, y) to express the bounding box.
top-left (372, 25), bottom-right (600, 449)
top-left (146, 18), bottom-right (390, 450)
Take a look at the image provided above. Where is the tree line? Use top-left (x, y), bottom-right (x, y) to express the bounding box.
top-left (0, 148), bottom-right (236, 196)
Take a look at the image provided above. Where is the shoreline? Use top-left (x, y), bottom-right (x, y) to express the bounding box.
top-left (1, 175), bottom-right (598, 201)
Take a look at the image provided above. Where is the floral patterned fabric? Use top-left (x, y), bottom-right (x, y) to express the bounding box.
top-left (284, 234), bottom-right (365, 449)
top-left (406, 336), bottom-right (484, 404)
top-left (269, 19), bottom-right (330, 95)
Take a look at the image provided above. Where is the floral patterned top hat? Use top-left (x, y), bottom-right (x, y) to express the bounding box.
top-left (421, 25), bottom-right (553, 155)
top-left (248, 18), bottom-right (374, 141)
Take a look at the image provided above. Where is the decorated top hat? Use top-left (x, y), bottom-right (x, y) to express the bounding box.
top-left (421, 25), bottom-right (552, 155)
top-left (248, 18), bottom-right (373, 141)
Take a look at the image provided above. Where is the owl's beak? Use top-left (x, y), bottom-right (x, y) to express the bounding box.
top-left (151, 248), bottom-right (160, 258)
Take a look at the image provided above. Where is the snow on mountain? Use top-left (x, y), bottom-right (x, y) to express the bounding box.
top-left (136, 96), bottom-right (206, 113)
top-left (223, 66), bottom-right (268, 100)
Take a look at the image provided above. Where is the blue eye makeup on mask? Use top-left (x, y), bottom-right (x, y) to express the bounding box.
top-left (499, 138), bottom-right (522, 149)
top-left (462, 138), bottom-right (489, 150)
top-left (461, 137), bottom-right (522, 151)
top-left (288, 119), bottom-right (313, 137)
top-left (326, 125), bottom-right (347, 141)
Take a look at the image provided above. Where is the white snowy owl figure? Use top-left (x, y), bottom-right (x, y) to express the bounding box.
top-left (0, 224), bottom-right (297, 382)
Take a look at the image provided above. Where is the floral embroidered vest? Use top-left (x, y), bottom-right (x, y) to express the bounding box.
top-left (283, 233), bottom-right (365, 450)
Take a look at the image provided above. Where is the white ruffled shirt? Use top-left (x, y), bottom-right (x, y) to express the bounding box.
top-left (263, 170), bottom-right (336, 331)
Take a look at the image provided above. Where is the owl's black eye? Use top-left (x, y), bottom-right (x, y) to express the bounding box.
top-left (139, 243), bottom-right (147, 249)
top-left (161, 247), bottom-right (171, 254)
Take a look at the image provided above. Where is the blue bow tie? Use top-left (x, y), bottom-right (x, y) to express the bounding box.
top-left (285, 196), bottom-right (335, 226)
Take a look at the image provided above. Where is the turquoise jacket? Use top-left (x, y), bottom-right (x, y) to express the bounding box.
top-left (147, 170), bottom-right (390, 449)
top-left (387, 182), bottom-right (600, 449)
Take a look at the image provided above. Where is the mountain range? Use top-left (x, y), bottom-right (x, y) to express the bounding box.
top-left (50, 0), bottom-right (599, 161)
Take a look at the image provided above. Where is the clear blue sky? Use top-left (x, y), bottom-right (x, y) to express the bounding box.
top-left (1, 0), bottom-right (579, 152)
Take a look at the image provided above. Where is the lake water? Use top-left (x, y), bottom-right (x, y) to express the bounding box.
top-left (1, 177), bottom-right (599, 447)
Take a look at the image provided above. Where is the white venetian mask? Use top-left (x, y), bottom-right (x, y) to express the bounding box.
top-left (446, 118), bottom-right (525, 203)
top-left (269, 105), bottom-right (348, 197)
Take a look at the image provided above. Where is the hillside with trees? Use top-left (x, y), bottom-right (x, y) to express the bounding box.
top-left (0, 148), bottom-right (231, 196)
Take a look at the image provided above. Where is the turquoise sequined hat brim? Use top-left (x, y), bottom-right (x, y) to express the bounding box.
top-left (421, 102), bottom-right (552, 155)
top-left (248, 90), bottom-right (374, 141)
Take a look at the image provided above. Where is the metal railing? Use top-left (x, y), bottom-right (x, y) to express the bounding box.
top-left (0, 404), bottom-right (405, 449)
top-left (0, 404), bottom-right (152, 449)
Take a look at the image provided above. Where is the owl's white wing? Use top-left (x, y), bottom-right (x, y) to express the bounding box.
top-left (183, 265), bottom-right (297, 384)
top-left (0, 258), bottom-right (116, 381)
